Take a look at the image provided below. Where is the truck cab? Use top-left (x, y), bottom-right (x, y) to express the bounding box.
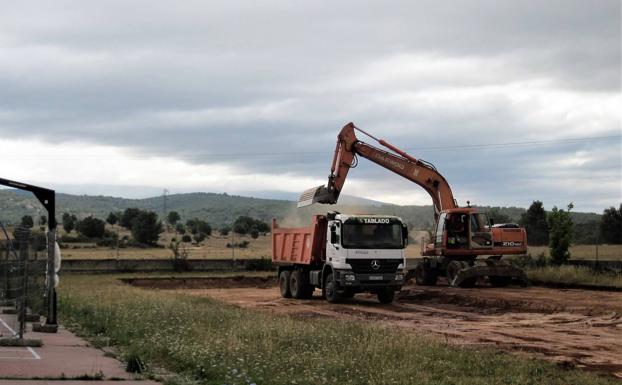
top-left (324, 213), bottom-right (406, 295)
top-left (272, 212), bottom-right (408, 303)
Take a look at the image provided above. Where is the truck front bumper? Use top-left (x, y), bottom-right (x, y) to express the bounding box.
top-left (333, 270), bottom-right (404, 289)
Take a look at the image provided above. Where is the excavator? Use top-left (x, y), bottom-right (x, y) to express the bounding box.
top-left (298, 122), bottom-right (528, 287)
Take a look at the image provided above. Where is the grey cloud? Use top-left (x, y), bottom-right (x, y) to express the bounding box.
top-left (0, 0), bottom-right (619, 211)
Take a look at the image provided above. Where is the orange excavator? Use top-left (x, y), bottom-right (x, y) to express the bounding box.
top-left (298, 122), bottom-right (528, 287)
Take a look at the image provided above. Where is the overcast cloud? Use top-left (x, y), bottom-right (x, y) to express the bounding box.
top-left (0, 0), bottom-right (620, 212)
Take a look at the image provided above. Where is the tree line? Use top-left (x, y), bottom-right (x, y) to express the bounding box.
top-left (488, 201), bottom-right (621, 265)
top-left (15, 208), bottom-right (271, 247)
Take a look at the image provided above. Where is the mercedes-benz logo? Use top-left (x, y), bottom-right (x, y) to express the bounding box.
top-left (370, 260), bottom-right (380, 270)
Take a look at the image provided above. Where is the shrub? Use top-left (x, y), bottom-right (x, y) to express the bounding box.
top-left (76, 216), bottom-right (106, 238)
top-left (193, 232), bottom-right (207, 244)
top-left (185, 218), bottom-right (211, 236)
top-left (548, 203), bottom-right (574, 265)
top-left (219, 226), bottom-right (231, 237)
top-left (120, 208), bottom-right (142, 229)
top-left (20, 215), bottom-right (34, 228)
top-left (233, 216), bottom-right (269, 235)
top-left (130, 211), bottom-right (163, 245)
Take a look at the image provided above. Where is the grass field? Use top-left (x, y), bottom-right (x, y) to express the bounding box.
top-left (526, 265), bottom-right (622, 289)
top-left (58, 274), bottom-right (619, 385)
top-left (528, 245), bottom-right (622, 260)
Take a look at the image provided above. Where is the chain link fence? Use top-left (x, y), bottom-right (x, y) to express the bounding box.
top-left (1, 221), bottom-right (49, 341)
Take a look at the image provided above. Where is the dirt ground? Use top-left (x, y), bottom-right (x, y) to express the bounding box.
top-left (153, 278), bottom-right (622, 378)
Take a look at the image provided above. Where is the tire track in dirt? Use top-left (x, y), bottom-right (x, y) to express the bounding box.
top-left (133, 277), bottom-right (622, 378)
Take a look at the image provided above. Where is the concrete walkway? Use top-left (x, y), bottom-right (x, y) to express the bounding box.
top-left (0, 310), bottom-right (158, 384)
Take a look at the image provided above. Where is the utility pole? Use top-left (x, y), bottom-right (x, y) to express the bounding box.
top-left (163, 189), bottom-right (169, 218)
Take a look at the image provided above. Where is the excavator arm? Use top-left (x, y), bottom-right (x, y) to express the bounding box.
top-left (299, 122), bottom-right (457, 219)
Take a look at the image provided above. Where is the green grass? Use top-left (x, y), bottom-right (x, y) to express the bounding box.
top-left (58, 274), bottom-right (618, 385)
top-left (528, 244), bottom-right (622, 260)
top-left (526, 265), bottom-right (622, 289)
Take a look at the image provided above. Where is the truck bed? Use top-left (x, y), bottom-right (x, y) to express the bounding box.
top-left (271, 215), bottom-right (327, 266)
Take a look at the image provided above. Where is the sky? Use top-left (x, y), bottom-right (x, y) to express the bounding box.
top-left (0, 0), bottom-right (620, 212)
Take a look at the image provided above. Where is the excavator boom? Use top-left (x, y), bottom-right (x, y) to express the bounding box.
top-left (298, 122), bottom-right (457, 219)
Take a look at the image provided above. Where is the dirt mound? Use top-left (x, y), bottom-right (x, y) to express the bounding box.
top-left (121, 275), bottom-right (276, 290)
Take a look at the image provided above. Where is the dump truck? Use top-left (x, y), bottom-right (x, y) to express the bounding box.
top-left (298, 122), bottom-right (529, 287)
top-left (272, 212), bottom-right (407, 303)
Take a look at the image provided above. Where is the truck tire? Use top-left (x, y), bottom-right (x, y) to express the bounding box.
top-left (323, 273), bottom-right (341, 303)
top-left (279, 270), bottom-right (292, 298)
top-left (377, 287), bottom-right (395, 304)
top-left (414, 264), bottom-right (438, 286)
top-left (290, 270), bottom-right (305, 299)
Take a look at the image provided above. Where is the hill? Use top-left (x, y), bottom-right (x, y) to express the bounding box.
top-left (0, 189), bottom-right (603, 230)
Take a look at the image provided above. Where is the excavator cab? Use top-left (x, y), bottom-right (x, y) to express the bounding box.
top-left (435, 210), bottom-right (492, 252)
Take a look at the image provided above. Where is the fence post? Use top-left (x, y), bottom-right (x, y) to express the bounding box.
top-left (45, 229), bottom-right (58, 328)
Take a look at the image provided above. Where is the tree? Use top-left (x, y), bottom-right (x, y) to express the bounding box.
top-left (76, 216), bottom-right (106, 238)
top-left (106, 212), bottom-right (118, 226)
top-left (175, 223), bottom-right (186, 234)
top-left (573, 220), bottom-right (600, 245)
top-left (233, 216), bottom-right (270, 235)
top-left (20, 215), bottom-right (34, 228)
top-left (62, 213), bottom-right (77, 233)
top-left (131, 211), bottom-right (163, 245)
top-left (486, 208), bottom-right (512, 225)
top-left (548, 203), bottom-right (574, 265)
top-left (38, 215), bottom-right (47, 227)
top-left (600, 204), bottom-right (622, 244)
top-left (167, 211), bottom-right (181, 226)
top-left (219, 226), bottom-right (231, 237)
top-left (250, 227), bottom-right (259, 239)
top-left (120, 208), bottom-right (142, 229)
top-left (193, 232), bottom-right (207, 244)
top-left (186, 218), bottom-right (211, 236)
top-left (181, 234), bottom-right (192, 243)
top-left (520, 201), bottom-right (549, 246)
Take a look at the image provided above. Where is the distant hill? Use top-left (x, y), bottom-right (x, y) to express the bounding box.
top-left (0, 189), bottom-right (603, 230)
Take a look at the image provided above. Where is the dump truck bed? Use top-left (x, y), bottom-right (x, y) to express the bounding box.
top-left (271, 215), bottom-right (327, 265)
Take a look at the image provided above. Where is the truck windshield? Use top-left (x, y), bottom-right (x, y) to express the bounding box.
top-left (342, 223), bottom-right (404, 249)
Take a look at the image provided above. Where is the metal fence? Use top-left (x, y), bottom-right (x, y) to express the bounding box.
top-left (0, 221), bottom-right (48, 340)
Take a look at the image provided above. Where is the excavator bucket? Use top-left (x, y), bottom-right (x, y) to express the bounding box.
top-left (297, 185), bottom-right (337, 208)
top-left (297, 185), bottom-right (325, 208)
top-left (450, 261), bottom-right (529, 288)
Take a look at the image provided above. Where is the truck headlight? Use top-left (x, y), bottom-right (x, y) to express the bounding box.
top-left (395, 273), bottom-right (404, 281)
top-left (345, 274), bottom-right (356, 281)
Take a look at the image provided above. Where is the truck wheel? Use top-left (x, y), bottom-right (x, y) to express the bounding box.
top-left (323, 273), bottom-right (341, 303)
top-left (279, 270), bottom-right (292, 298)
top-left (377, 288), bottom-right (395, 304)
top-left (414, 264), bottom-right (438, 286)
top-left (290, 270), bottom-right (305, 299)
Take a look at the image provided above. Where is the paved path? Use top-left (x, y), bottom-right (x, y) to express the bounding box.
top-left (0, 310), bottom-right (158, 384)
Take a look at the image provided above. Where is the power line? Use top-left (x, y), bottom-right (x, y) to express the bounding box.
top-left (4, 134), bottom-right (620, 160)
